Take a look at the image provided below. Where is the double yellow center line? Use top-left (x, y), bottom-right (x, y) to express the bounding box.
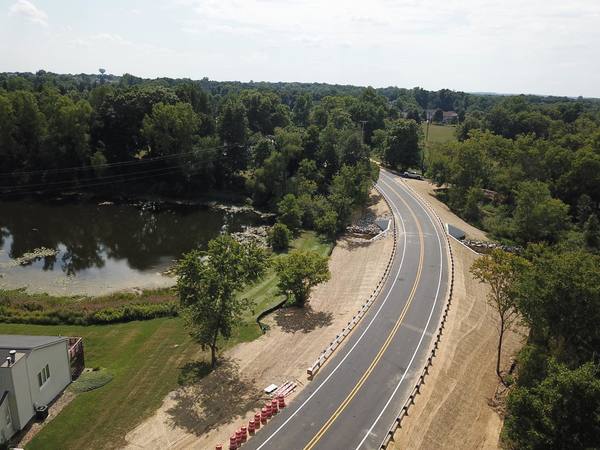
top-left (303, 179), bottom-right (425, 450)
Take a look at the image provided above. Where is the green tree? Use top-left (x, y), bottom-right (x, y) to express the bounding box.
top-left (9, 90), bottom-right (47, 171)
top-left (515, 250), bottom-right (600, 366)
top-left (239, 89), bottom-right (289, 134)
top-left (583, 214), bottom-right (600, 251)
top-left (340, 131), bottom-right (369, 166)
top-left (274, 250), bottom-right (330, 306)
top-left (248, 150), bottom-right (287, 205)
top-left (277, 194), bottom-right (303, 231)
top-left (504, 361), bottom-right (600, 450)
top-left (462, 186), bottom-right (484, 223)
top-left (293, 93), bottom-right (312, 127)
top-left (0, 93), bottom-right (17, 170)
top-left (218, 98), bottom-right (248, 146)
top-left (382, 119), bottom-right (421, 170)
top-left (470, 249), bottom-right (530, 381)
top-left (142, 102), bottom-right (199, 156)
top-left (315, 206), bottom-right (339, 240)
top-left (175, 235), bottom-right (267, 367)
top-left (513, 181), bottom-right (571, 244)
top-left (269, 222), bottom-right (291, 252)
top-left (576, 194), bottom-right (593, 225)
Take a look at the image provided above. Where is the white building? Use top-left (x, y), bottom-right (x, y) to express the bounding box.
top-left (0, 335), bottom-right (73, 443)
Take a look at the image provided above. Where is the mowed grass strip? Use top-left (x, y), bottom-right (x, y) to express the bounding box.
top-left (244, 231), bottom-right (333, 317)
top-left (5, 231), bottom-right (332, 449)
top-left (422, 123), bottom-right (457, 144)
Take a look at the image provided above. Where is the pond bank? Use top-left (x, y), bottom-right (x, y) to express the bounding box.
top-left (0, 197), bottom-right (268, 296)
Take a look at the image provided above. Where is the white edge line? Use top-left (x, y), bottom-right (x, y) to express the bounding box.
top-left (254, 180), bottom-right (409, 450)
top-left (448, 234), bottom-right (481, 255)
top-left (353, 174), bottom-right (446, 450)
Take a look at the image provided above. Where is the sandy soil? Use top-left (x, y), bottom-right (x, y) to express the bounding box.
top-left (123, 190), bottom-right (395, 450)
top-left (403, 178), bottom-right (488, 241)
top-left (387, 237), bottom-right (525, 450)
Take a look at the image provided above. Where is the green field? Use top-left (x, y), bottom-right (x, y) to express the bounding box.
top-left (2, 231), bottom-right (330, 450)
top-left (422, 123), bottom-right (457, 145)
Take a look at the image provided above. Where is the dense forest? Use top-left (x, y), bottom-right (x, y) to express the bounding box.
top-left (1, 71), bottom-right (600, 448)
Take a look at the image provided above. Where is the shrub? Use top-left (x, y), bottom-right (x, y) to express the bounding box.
top-left (277, 194), bottom-right (302, 231)
top-left (269, 222), bottom-right (291, 251)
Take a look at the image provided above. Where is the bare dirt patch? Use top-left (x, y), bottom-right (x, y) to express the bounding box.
top-left (123, 189), bottom-right (394, 449)
top-left (387, 239), bottom-right (525, 450)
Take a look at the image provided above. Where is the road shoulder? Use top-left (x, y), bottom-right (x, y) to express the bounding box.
top-left (388, 238), bottom-right (524, 450)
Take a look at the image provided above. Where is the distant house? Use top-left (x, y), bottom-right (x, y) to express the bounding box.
top-left (442, 111), bottom-right (459, 124)
top-left (0, 335), bottom-right (84, 443)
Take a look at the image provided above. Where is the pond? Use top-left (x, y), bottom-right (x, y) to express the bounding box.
top-left (0, 200), bottom-right (263, 296)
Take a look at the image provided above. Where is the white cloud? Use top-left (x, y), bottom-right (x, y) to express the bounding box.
top-left (3, 0), bottom-right (600, 96)
top-left (9, 0), bottom-right (48, 26)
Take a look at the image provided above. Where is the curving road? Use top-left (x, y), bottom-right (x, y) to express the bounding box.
top-left (245, 169), bottom-right (450, 450)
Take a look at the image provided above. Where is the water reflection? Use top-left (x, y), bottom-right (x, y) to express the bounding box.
top-left (0, 200), bottom-right (261, 294)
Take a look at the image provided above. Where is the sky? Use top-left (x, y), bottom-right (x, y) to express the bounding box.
top-left (1, 0), bottom-right (599, 97)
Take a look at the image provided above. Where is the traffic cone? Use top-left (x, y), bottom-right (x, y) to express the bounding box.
top-left (229, 435), bottom-right (237, 450)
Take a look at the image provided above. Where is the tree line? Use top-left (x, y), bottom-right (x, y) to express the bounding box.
top-left (427, 96), bottom-right (600, 448)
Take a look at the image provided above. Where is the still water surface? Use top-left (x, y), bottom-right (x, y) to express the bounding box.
top-left (0, 200), bottom-right (261, 295)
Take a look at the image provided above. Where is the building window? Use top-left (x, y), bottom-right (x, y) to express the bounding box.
top-left (37, 364), bottom-right (51, 388)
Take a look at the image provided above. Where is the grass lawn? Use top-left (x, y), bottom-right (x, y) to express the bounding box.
top-left (4, 230), bottom-right (331, 450)
top-left (242, 230), bottom-right (333, 323)
top-left (2, 318), bottom-right (196, 450)
top-left (422, 123), bottom-right (457, 145)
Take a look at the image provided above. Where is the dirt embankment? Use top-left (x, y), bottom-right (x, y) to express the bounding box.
top-left (123, 189), bottom-right (394, 450)
top-left (403, 178), bottom-right (488, 241)
top-left (388, 179), bottom-right (524, 450)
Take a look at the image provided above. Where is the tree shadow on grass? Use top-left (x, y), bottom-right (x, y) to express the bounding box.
top-left (167, 358), bottom-right (264, 436)
top-left (274, 305), bottom-right (333, 333)
top-left (178, 361), bottom-right (213, 386)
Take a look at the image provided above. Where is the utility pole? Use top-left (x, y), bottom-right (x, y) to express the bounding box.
top-left (359, 120), bottom-right (367, 145)
top-left (422, 118), bottom-right (431, 173)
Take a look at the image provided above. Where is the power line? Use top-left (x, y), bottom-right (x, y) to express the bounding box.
top-left (0, 145), bottom-right (243, 195)
top-left (0, 164), bottom-right (186, 190)
top-left (0, 166), bottom-right (201, 197)
top-left (0, 144), bottom-right (232, 177)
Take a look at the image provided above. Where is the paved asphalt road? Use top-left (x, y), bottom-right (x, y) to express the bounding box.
top-left (245, 169), bottom-right (449, 450)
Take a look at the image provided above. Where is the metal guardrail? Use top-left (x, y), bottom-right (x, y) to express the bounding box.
top-left (307, 184), bottom-right (398, 379)
top-left (379, 180), bottom-right (456, 449)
